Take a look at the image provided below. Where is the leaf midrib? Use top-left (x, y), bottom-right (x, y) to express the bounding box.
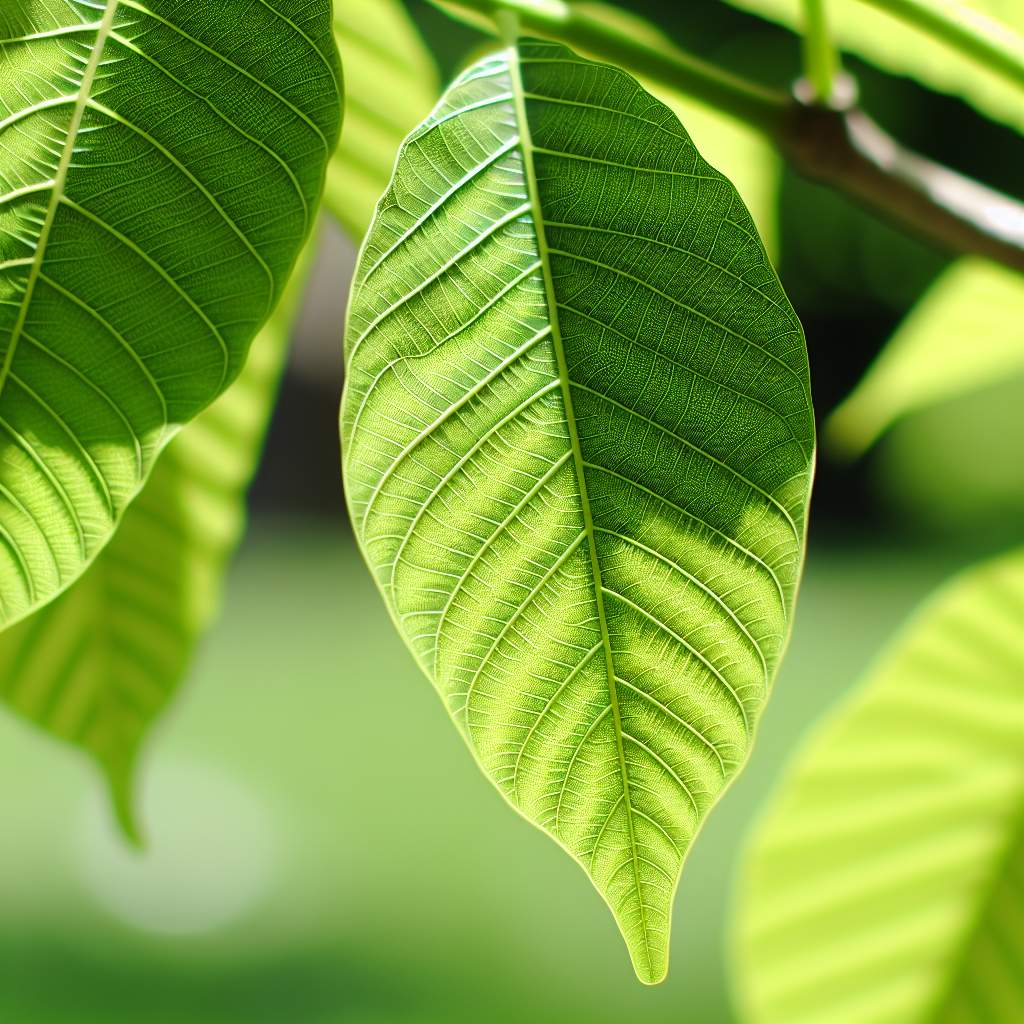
top-left (0, 0), bottom-right (120, 407)
top-left (506, 44), bottom-right (656, 978)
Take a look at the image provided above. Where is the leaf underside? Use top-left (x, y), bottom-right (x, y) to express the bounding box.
top-left (736, 551), bottom-right (1024, 1023)
top-left (341, 40), bottom-right (814, 982)
top-left (0, 0), bottom-right (339, 626)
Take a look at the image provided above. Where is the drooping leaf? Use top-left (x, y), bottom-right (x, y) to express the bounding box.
top-left (828, 258), bottom-right (1024, 455)
top-left (340, 40), bottom-right (815, 983)
top-left (326, 0), bottom-right (440, 237)
top-left (0, 1), bottom-right (340, 626)
top-left (0, 231), bottom-right (317, 841)
top-left (722, 0), bottom-right (1024, 134)
top-left (734, 549), bottom-right (1024, 1023)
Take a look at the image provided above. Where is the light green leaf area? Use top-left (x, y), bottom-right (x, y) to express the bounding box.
top-left (735, 549), bottom-right (1024, 1023)
top-left (341, 40), bottom-right (814, 983)
top-left (0, 233), bottom-right (316, 841)
top-left (0, 0), bottom-right (340, 627)
top-left (326, 0), bottom-right (440, 238)
top-left (723, 0), bottom-right (1024, 134)
top-left (828, 258), bottom-right (1024, 455)
top-left (576, 2), bottom-right (781, 257)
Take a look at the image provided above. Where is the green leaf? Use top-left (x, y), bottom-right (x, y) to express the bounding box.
top-left (734, 549), bottom-right (1024, 1023)
top-left (828, 258), bottom-right (1024, 455)
top-left (722, 0), bottom-right (1024, 134)
top-left (341, 40), bottom-right (814, 983)
top-left (0, 231), bottom-right (316, 841)
top-left (326, 0), bottom-right (440, 237)
top-left (0, 1), bottom-right (340, 626)
top-left (574, 2), bottom-right (782, 257)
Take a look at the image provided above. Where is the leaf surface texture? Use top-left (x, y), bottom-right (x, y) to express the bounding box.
top-left (735, 550), bottom-right (1024, 1023)
top-left (341, 40), bottom-right (814, 982)
top-left (0, 0), bottom-right (339, 624)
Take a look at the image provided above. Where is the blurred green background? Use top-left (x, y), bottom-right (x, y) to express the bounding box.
top-left (3, 0), bottom-right (1023, 1020)
top-left (0, 532), bottom-right (970, 1023)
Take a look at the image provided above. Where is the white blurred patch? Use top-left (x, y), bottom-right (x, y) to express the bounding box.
top-left (74, 758), bottom-right (278, 935)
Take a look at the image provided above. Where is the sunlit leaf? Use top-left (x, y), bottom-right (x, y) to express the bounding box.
top-left (0, 233), bottom-right (316, 841)
top-left (326, 0), bottom-right (440, 238)
top-left (341, 40), bottom-right (814, 983)
top-left (828, 258), bottom-right (1024, 455)
top-left (723, 0), bottom-right (1024, 134)
top-left (734, 549), bottom-right (1024, 1023)
top-left (0, 1), bottom-right (340, 626)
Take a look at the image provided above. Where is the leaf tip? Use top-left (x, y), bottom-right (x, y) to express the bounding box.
top-left (822, 399), bottom-right (878, 461)
top-left (98, 748), bottom-right (146, 850)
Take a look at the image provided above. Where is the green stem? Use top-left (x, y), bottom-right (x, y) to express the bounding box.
top-left (801, 0), bottom-right (840, 101)
top-left (859, 0), bottom-right (1024, 91)
top-left (433, 0), bottom-right (790, 135)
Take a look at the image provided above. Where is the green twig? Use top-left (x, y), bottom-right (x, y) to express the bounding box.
top-left (801, 0), bottom-right (840, 101)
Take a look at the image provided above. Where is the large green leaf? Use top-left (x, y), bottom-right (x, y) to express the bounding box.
top-left (828, 258), bottom-right (1024, 455)
top-left (325, 0), bottom-right (440, 237)
top-left (341, 39), bottom-right (815, 983)
top-left (722, 0), bottom-right (1024, 134)
top-left (0, 233), bottom-right (316, 840)
top-left (734, 550), bottom-right (1024, 1023)
top-left (0, 0), bottom-right (340, 626)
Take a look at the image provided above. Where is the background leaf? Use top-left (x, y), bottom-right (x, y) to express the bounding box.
top-left (734, 549), bottom-right (1024, 1023)
top-left (721, 0), bottom-right (1024, 134)
top-left (0, 1), bottom-right (340, 626)
top-left (827, 258), bottom-right (1024, 455)
top-left (341, 39), bottom-right (814, 983)
top-left (0, 232), bottom-right (316, 841)
top-left (325, 0), bottom-right (441, 238)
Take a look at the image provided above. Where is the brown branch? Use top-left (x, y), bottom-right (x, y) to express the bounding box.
top-left (783, 77), bottom-right (1024, 272)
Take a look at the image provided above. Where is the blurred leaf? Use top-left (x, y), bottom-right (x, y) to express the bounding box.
top-left (876, 370), bottom-right (1024, 538)
top-left (828, 258), bottom-right (1024, 454)
top-left (341, 40), bottom-right (814, 983)
top-left (722, 0), bottom-right (1024, 134)
top-left (325, 0), bottom-right (441, 238)
top-left (0, 235), bottom-right (317, 842)
top-left (0, 2), bottom-right (340, 627)
top-left (734, 548), bottom-right (1024, 1024)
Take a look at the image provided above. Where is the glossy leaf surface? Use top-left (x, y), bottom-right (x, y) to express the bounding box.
top-left (341, 40), bottom-right (814, 982)
top-left (735, 549), bottom-right (1024, 1023)
top-left (0, 0), bottom-right (339, 625)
